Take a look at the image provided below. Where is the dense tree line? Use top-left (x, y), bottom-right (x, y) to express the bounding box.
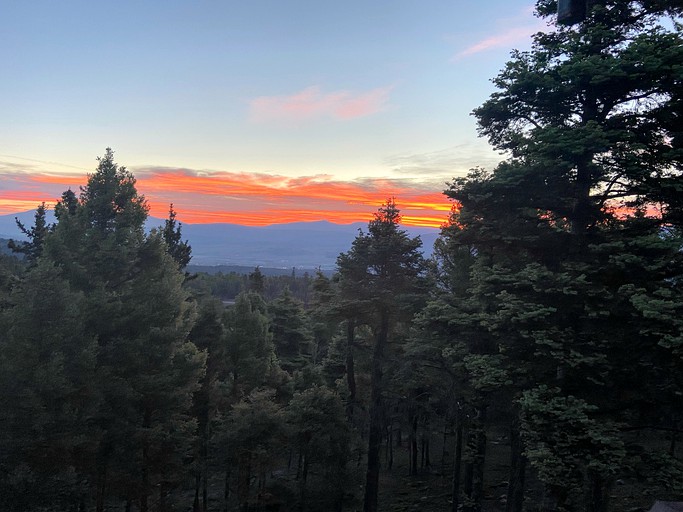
top-left (186, 267), bottom-right (316, 305)
top-left (1, 1), bottom-right (681, 511)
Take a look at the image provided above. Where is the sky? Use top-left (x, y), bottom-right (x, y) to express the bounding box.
top-left (0, 0), bottom-right (548, 227)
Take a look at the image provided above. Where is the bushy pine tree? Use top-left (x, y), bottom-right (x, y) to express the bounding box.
top-left (337, 199), bottom-right (429, 512)
top-left (3, 149), bottom-right (207, 511)
top-left (424, 2), bottom-right (683, 511)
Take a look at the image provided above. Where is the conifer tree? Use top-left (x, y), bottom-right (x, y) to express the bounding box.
top-left (432, 2), bottom-right (683, 510)
top-left (38, 149), bottom-right (206, 510)
top-left (8, 202), bottom-right (51, 262)
top-left (337, 199), bottom-right (428, 512)
top-left (269, 288), bottom-right (313, 374)
top-left (162, 203), bottom-right (192, 270)
top-left (0, 261), bottom-right (97, 511)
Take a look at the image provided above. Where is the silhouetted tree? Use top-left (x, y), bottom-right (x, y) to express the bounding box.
top-left (337, 199), bottom-right (428, 512)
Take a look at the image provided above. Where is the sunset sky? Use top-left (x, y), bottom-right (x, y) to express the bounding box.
top-left (1, 0), bottom-right (548, 227)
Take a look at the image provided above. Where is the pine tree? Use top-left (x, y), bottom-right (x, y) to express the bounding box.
top-left (433, 2), bottom-right (683, 510)
top-left (162, 203), bottom-right (192, 270)
top-left (269, 288), bottom-right (313, 374)
top-left (8, 203), bottom-right (51, 262)
top-left (337, 199), bottom-right (428, 512)
top-left (38, 149), bottom-right (206, 510)
top-left (286, 386), bottom-right (351, 511)
top-left (0, 261), bottom-right (98, 511)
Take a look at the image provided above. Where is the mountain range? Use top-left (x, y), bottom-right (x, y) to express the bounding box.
top-left (0, 210), bottom-right (441, 269)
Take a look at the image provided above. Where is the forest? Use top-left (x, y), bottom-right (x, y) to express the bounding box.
top-left (1, 1), bottom-right (682, 511)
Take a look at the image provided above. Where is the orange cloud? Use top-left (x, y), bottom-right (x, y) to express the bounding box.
top-left (0, 166), bottom-right (452, 228)
top-left (249, 85), bottom-right (392, 123)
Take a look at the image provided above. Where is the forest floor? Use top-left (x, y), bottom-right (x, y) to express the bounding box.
top-left (176, 426), bottom-right (671, 511)
top-left (372, 430), bottom-right (512, 512)
top-left (368, 426), bottom-right (669, 512)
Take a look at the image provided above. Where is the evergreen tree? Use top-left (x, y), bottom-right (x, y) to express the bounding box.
top-left (430, 2), bottom-right (683, 510)
top-left (337, 199), bottom-right (428, 512)
top-left (38, 149), bottom-right (206, 511)
top-left (222, 291), bottom-right (277, 397)
top-left (269, 288), bottom-right (313, 374)
top-left (162, 203), bottom-right (192, 270)
top-left (285, 386), bottom-right (351, 511)
top-left (0, 261), bottom-right (98, 511)
top-left (223, 390), bottom-right (286, 512)
top-left (8, 203), bottom-right (51, 262)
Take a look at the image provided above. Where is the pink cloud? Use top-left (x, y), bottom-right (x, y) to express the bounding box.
top-left (249, 85), bottom-right (393, 123)
top-left (453, 9), bottom-right (547, 60)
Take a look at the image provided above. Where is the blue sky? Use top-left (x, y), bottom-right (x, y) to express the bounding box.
top-left (0, 0), bottom-right (546, 224)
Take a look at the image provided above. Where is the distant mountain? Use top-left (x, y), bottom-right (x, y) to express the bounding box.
top-left (0, 210), bottom-right (440, 269)
top-left (179, 220), bottom-right (439, 269)
top-left (0, 210), bottom-right (57, 240)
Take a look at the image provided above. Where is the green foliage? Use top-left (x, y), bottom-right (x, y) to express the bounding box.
top-left (162, 203), bottom-right (192, 270)
top-left (520, 386), bottom-right (626, 495)
top-left (337, 199), bottom-right (428, 319)
top-left (221, 291), bottom-right (277, 396)
top-left (426, 2), bottom-right (683, 510)
top-left (79, 147), bottom-right (148, 235)
top-left (286, 386), bottom-right (352, 506)
top-left (337, 199), bottom-right (429, 512)
top-left (226, 389), bottom-right (286, 460)
top-left (7, 203), bottom-right (51, 262)
top-left (0, 149), bottom-right (207, 509)
top-left (287, 386), bottom-right (350, 465)
top-left (0, 260), bottom-right (97, 510)
top-left (269, 288), bottom-right (313, 373)
top-left (636, 450), bottom-right (683, 496)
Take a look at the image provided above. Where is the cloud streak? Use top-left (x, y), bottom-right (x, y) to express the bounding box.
top-left (249, 85), bottom-right (393, 123)
top-left (453, 7), bottom-right (547, 60)
top-left (0, 164), bottom-right (452, 228)
top-left (385, 144), bottom-right (503, 177)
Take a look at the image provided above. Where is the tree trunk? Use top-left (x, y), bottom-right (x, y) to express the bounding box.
top-left (223, 466), bottom-right (231, 512)
top-left (194, 472), bottom-right (201, 512)
top-left (572, 87), bottom-right (598, 237)
top-left (451, 416), bottom-right (463, 512)
top-left (300, 451), bottom-right (309, 511)
top-left (441, 422), bottom-right (449, 475)
top-left (238, 452), bottom-right (251, 512)
top-left (586, 473), bottom-right (611, 512)
top-left (388, 424), bottom-right (394, 470)
top-left (346, 320), bottom-right (357, 419)
top-left (202, 426), bottom-right (209, 512)
top-left (362, 312), bottom-right (389, 512)
top-left (296, 448), bottom-right (303, 479)
top-left (422, 417), bottom-right (431, 469)
top-left (506, 417), bottom-right (526, 512)
top-left (140, 408), bottom-right (152, 512)
top-left (410, 412), bottom-right (418, 476)
top-left (471, 409), bottom-right (487, 511)
top-left (96, 464), bottom-right (107, 512)
top-left (159, 483), bottom-right (167, 512)
top-left (463, 420), bottom-right (473, 504)
top-left (463, 407), bottom-right (487, 512)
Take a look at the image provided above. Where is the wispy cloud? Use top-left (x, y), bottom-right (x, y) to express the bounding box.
top-left (453, 7), bottom-right (547, 60)
top-left (385, 144), bottom-right (503, 177)
top-left (0, 164), bottom-right (451, 227)
top-left (249, 85), bottom-right (393, 123)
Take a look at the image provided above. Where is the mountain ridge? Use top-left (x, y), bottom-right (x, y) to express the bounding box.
top-left (0, 210), bottom-right (440, 269)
